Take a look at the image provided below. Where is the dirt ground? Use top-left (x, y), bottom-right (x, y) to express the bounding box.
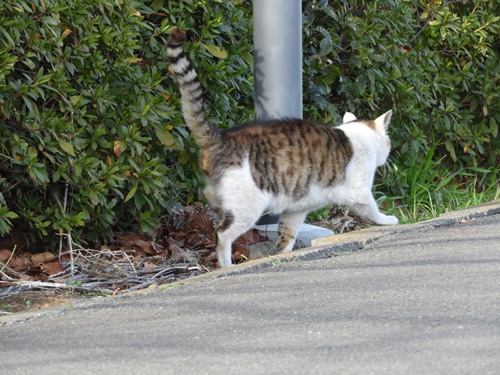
top-left (0, 289), bottom-right (82, 314)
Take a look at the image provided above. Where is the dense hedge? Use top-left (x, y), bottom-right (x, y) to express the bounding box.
top-left (0, 0), bottom-right (253, 245)
top-left (0, 0), bottom-right (498, 247)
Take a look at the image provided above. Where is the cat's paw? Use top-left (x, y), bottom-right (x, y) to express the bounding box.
top-left (217, 253), bottom-right (234, 268)
top-left (380, 215), bottom-right (399, 225)
top-left (218, 259), bottom-right (233, 268)
top-left (372, 213), bottom-right (398, 225)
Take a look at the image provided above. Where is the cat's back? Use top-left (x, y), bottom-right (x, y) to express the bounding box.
top-left (215, 119), bottom-right (353, 198)
top-left (224, 119), bottom-right (348, 151)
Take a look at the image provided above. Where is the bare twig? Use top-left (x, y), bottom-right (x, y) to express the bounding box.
top-left (0, 245), bottom-right (17, 280)
top-left (57, 232), bottom-right (75, 276)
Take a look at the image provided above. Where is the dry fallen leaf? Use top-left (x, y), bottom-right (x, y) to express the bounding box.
top-left (11, 252), bottom-right (55, 268)
top-left (0, 249), bottom-right (13, 263)
top-left (113, 140), bottom-right (122, 157)
top-left (168, 243), bottom-right (183, 255)
top-left (117, 232), bottom-right (143, 249)
top-left (32, 252), bottom-right (56, 265)
top-left (39, 261), bottom-right (63, 275)
top-left (133, 240), bottom-right (156, 256)
top-left (34, 272), bottom-right (49, 282)
top-left (232, 251), bottom-right (245, 263)
top-left (166, 236), bottom-right (184, 248)
top-left (168, 65), bottom-right (175, 77)
top-left (151, 241), bottom-right (164, 254)
top-left (187, 212), bottom-right (213, 231)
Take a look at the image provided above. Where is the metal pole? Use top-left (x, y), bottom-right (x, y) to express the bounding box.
top-left (253, 0), bottom-right (302, 224)
top-left (253, 0), bottom-right (302, 121)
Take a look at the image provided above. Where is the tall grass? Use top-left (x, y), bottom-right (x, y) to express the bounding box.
top-left (377, 149), bottom-right (500, 224)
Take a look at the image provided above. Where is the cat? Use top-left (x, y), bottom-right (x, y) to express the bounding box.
top-left (167, 27), bottom-right (398, 268)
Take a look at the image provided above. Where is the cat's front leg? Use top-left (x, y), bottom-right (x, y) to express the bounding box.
top-left (348, 191), bottom-right (398, 226)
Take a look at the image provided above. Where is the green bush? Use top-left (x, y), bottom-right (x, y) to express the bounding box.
top-left (0, 0), bottom-right (253, 246)
top-left (1, 0), bottom-right (498, 247)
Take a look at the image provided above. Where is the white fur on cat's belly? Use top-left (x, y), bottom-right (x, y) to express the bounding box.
top-left (266, 184), bottom-right (346, 215)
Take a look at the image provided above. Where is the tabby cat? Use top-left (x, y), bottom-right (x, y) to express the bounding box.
top-left (167, 28), bottom-right (398, 268)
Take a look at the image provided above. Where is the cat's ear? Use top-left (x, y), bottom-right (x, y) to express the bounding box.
top-left (375, 110), bottom-right (392, 132)
top-left (343, 112), bottom-right (357, 123)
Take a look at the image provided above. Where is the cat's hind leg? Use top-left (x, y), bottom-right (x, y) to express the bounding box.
top-left (277, 211), bottom-right (308, 253)
top-left (216, 206), bottom-right (266, 267)
top-left (214, 160), bottom-right (271, 267)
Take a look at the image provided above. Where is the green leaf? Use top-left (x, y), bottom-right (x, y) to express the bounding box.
top-left (70, 95), bottom-right (81, 106)
top-left (445, 140), bottom-right (457, 162)
top-left (140, 103), bottom-right (151, 117)
top-left (22, 96), bottom-right (34, 113)
top-left (204, 44), bottom-right (228, 59)
top-left (155, 127), bottom-right (175, 147)
top-left (59, 139), bottom-right (75, 156)
top-left (4, 211), bottom-right (18, 219)
top-left (490, 118), bottom-right (498, 138)
top-left (124, 182), bottom-right (139, 202)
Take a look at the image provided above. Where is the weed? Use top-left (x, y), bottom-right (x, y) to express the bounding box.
top-left (272, 259), bottom-right (282, 266)
top-left (68, 280), bottom-right (83, 287)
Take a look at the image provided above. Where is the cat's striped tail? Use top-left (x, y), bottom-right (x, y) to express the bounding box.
top-left (167, 28), bottom-right (221, 149)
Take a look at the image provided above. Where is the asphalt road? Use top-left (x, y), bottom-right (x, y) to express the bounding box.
top-left (1, 211), bottom-right (499, 375)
